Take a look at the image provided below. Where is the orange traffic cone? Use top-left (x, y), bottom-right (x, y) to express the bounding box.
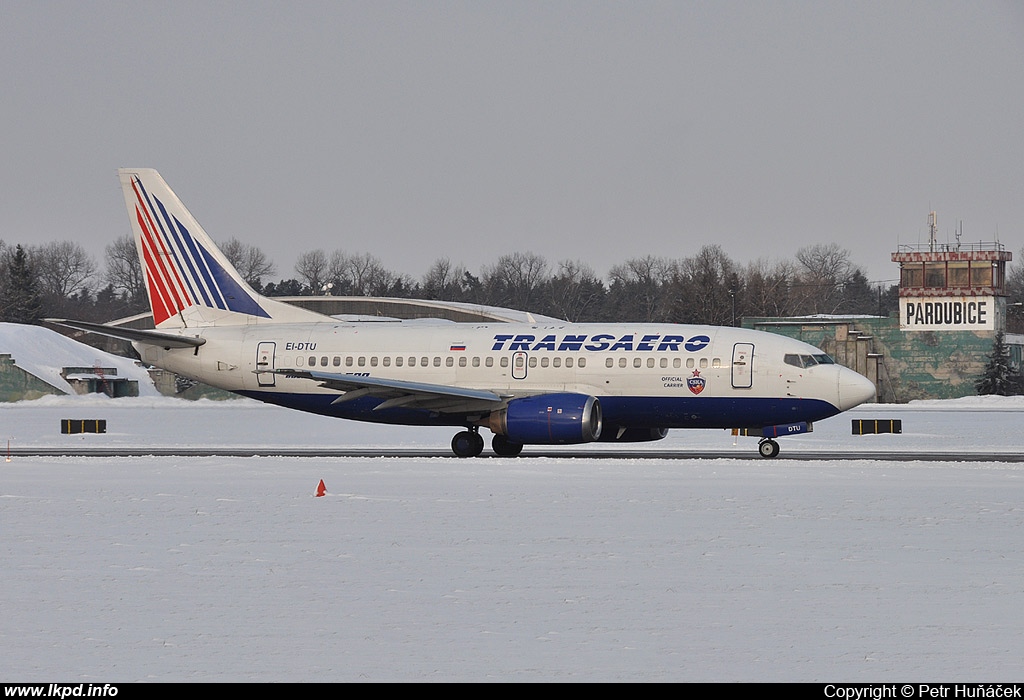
top-left (315, 479), bottom-right (327, 497)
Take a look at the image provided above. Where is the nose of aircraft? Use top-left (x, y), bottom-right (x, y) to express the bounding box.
top-left (837, 367), bottom-right (877, 410)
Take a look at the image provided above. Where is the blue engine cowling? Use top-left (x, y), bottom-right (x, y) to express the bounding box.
top-left (488, 393), bottom-right (602, 444)
top-left (598, 426), bottom-right (669, 442)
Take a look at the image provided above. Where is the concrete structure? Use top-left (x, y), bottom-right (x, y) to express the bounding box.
top-left (748, 225), bottom-right (1021, 402)
top-left (0, 323), bottom-right (157, 401)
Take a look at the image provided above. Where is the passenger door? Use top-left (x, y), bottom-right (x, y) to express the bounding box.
top-left (256, 341), bottom-right (276, 387)
top-left (731, 343), bottom-right (753, 389)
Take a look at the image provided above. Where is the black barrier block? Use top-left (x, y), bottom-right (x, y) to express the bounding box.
top-left (852, 419), bottom-right (902, 435)
top-left (61, 419), bottom-right (107, 434)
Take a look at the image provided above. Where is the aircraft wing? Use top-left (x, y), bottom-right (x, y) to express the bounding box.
top-left (46, 319), bottom-right (206, 349)
top-left (270, 368), bottom-right (508, 413)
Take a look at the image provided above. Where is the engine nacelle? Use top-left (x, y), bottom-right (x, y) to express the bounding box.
top-left (598, 426), bottom-right (669, 443)
top-left (488, 393), bottom-right (602, 445)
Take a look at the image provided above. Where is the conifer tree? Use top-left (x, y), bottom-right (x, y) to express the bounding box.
top-left (2, 245), bottom-right (43, 324)
top-left (975, 331), bottom-right (1024, 396)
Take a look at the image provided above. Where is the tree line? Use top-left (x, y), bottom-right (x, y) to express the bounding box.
top-left (16, 233), bottom-right (1024, 327)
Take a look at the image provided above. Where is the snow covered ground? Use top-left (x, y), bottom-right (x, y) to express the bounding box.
top-left (2, 396), bottom-right (1024, 681)
top-left (0, 323), bottom-right (159, 397)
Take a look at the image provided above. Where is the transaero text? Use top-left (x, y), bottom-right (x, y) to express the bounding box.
top-left (491, 333), bottom-right (711, 352)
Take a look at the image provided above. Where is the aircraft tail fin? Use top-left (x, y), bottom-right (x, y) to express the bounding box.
top-left (118, 168), bottom-right (325, 328)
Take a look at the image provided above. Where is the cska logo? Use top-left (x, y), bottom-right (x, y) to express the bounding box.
top-left (687, 369), bottom-right (706, 395)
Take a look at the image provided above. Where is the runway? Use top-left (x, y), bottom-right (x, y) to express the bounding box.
top-left (9, 446), bottom-right (1023, 461)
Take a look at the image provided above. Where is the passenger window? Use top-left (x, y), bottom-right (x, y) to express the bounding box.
top-left (320, 356), bottom-right (328, 367)
top-left (647, 358), bottom-right (655, 368)
top-left (686, 358), bottom-right (694, 369)
top-left (565, 357), bottom-right (573, 368)
top-left (459, 357), bottom-right (467, 367)
top-left (540, 357), bottom-right (549, 368)
top-left (618, 358), bottom-right (627, 368)
top-left (445, 356), bottom-right (454, 367)
top-left (333, 356), bottom-right (341, 367)
top-left (699, 358), bottom-right (708, 368)
top-left (358, 357), bottom-right (366, 367)
top-left (633, 358), bottom-right (642, 368)
top-left (712, 358), bottom-right (721, 368)
top-left (499, 357), bottom-right (508, 368)
top-left (420, 357), bottom-right (428, 367)
top-left (472, 357), bottom-right (480, 367)
top-left (296, 356), bottom-right (304, 367)
top-left (606, 358), bottom-right (614, 368)
top-left (396, 356), bottom-right (403, 367)
top-left (552, 357), bottom-right (561, 368)
top-left (660, 358), bottom-right (667, 368)
top-left (578, 358), bottom-right (586, 368)
top-left (309, 356), bottom-right (316, 366)
top-left (432, 357), bottom-right (441, 367)
top-left (383, 357), bottom-right (391, 367)
top-left (370, 357), bottom-right (378, 367)
top-left (486, 357), bottom-right (494, 367)
top-left (673, 358), bottom-right (680, 368)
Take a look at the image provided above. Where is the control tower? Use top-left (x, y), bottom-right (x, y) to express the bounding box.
top-left (892, 212), bottom-right (1013, 332)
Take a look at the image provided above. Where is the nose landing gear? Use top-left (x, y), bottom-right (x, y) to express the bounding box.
top-left (758, 438), bottom-right (780, 459)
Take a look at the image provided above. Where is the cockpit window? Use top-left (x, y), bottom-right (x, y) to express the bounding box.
top-left (784, 353), bottom-right (835, 368)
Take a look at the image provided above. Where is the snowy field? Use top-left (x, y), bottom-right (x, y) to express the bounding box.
top-left (2, 396), bottom-right (1024, 681)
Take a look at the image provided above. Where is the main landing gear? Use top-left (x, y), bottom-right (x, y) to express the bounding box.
top-left (451, 428), bottom-right (485, 458)
top-left (491, 434), bottom-right (523, 457)
top-left (450, 428), bottom-right (524, 457)
top-left (758, 438), bottom-right (780, 459)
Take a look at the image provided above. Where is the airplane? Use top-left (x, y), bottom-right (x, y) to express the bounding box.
top-left (50, 168), bottom-right (877, 458)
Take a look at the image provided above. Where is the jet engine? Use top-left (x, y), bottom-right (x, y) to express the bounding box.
top-left (487, 393), bottom-right (602, 445)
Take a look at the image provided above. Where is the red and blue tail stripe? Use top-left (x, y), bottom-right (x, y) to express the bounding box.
top-left (129, 176), bottom-right (269, 325)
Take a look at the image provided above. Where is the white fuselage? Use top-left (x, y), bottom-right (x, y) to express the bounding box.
top-left (136, 321), bottom-right (875, 430)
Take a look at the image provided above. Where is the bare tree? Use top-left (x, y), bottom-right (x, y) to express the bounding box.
top-left (325, 251), bottom-right (399, 296)
top-left (104, 234), bottom-right (146, 305)
top-left (1006, 248), bottom-right (1024, 333)
top-left (546, 260), bottom-right (605, 321)
top-left (741, 258), bottom-right (796, 318)
top-left (294, 249), bottom-right (329, 294)
top-left (421, 258), bottom-right (469, 300)
top-left (220, 238), bottom-right (276, 290)
top-left (482, 252), bottom-right (549, 311)
top-left (792, 242), bottom-right (857, 315)
top-left (33, 240), bottom-right (97, 300)
top-left (673, 245), bottom-right (737, 325)
top-left (606, 256), bottom-right (672, 322)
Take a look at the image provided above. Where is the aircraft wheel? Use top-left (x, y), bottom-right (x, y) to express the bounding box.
top-left (758, 439), bottom-right (780, 459)
top-left (452, 430), bottom-right (484, 458)
top-left (491, 434), bottom-right (524, 457)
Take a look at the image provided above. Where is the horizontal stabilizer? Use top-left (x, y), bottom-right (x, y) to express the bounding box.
top-left (46, 318), bottom-right (206, 349)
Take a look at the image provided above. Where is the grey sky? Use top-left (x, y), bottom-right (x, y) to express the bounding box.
top-left (2, 1), bottom-right (1022, 287)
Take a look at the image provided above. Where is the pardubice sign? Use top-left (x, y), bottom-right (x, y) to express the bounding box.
top-left (900, 296), bottom-right (994, 331)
